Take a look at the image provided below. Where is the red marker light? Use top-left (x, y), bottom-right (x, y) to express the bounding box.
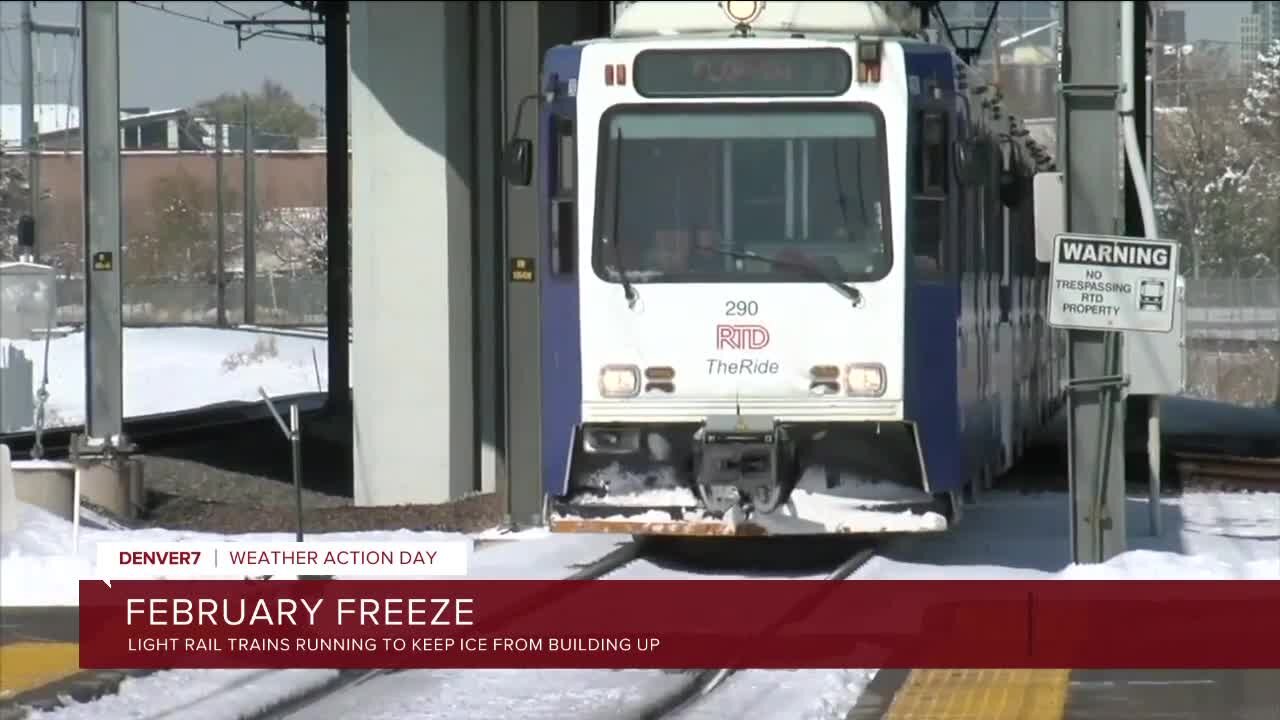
top-left (857, 40), bottom-right (883, 84)
top-left (605, 65), bottom-right (615, 85)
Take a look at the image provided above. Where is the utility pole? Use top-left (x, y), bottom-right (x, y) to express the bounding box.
top-left (21, 1), bottom-right (80, 253)
top-left (243, 101), bottom-right (257, 325)
top-left (79, 0), bottom-right (126, 451)
top-left (215, 121), bottom-right (227, 327)
top-left (1059, 1), bottom-right (1128, 563)
top-left (21, 2), bottom-right (33, 220)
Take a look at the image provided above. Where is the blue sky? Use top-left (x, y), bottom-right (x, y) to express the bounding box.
top-left (0, 1), bottom-right (324, 113)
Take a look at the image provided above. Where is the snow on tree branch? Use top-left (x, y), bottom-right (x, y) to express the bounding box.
top-left (1158, 64), bottom-right (1280, 277)
top-left (0, 160), bottom-right (30, 262)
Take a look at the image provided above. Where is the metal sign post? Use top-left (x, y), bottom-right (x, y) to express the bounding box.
top-left (79, 1), bottom-right (131, 459)
top-left (259, 387), bottom-right (305, 543)
top-left (1056, 1), bottom-right (1128, 565)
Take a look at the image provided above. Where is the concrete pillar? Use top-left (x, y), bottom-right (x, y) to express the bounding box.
top-left (350, 1), bottom-right (475, 505)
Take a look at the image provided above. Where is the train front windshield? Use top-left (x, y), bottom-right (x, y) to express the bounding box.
top-left (591, 104), bottom-right (893, 285)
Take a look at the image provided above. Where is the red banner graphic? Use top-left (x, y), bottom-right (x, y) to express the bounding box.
top-left (78, 580), bottom-right (1280, 670)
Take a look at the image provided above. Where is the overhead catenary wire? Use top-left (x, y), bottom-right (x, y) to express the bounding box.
top-left (129, 1), bottom-right (321, 44)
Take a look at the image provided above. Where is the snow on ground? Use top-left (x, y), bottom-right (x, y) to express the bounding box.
top-left (274, 669), bottom-right (696, 720)
top-left (673, 669), bottom-right (876, 720)
top-left (266, 667), bottom-right (876, 720)
top-left (4, 327), bottom-right (344, 430)
top-left (32, 669), bottom-right (339, 720)
top-left (644, 490), bottom-right (1279, 720)
top-left (859, 490), bottom-right (1280, 580)
top-left (6, 487), bottom-right (1277, 719)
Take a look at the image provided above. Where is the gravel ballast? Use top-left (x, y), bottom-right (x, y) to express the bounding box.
top-left (135, 455), bottom-right (505, 535)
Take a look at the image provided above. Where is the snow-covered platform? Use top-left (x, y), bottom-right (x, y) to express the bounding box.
top-left (2, 326), bottom-right (340, 430)
top-left (0, 326), bottom-right (341, 461)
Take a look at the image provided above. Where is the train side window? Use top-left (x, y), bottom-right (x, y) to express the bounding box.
top-left (556, 119), bottom-right (575, 196)
top-left (919, 112), bottom-right (947, 195)
top-left (912, 111), bottom-right (949, 279)
top-left (913, 197), bottom-right (945, 276)
top-left (551, 116), bottom-right (576, 274)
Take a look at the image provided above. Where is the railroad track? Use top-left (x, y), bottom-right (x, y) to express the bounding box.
top-left (626, 545), bottom-right (878, 720)
top-left (243, 539), bottom-right (652, 720)
top-left (242, 539), bottom-right (878, 720)
top-left (1172, 451), bottom-right (1280, 492)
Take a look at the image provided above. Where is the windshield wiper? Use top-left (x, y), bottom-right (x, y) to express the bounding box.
top-left (607, 128), bottom-right (638, 308)
top-left (708, 245), bottom-right (864, 307)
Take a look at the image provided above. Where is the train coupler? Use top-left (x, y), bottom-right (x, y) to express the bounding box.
top-left (695, 414), bottom-right (797, 515)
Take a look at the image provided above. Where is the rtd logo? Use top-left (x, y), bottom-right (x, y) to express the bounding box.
top-left (716, 324), bottom-right (770, 350)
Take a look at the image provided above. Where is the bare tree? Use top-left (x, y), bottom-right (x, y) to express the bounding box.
top-left (265, 205), bottom-right (329, 273)
top-left (1155, 51), bottom-right (1279, 278)
top-left (0, 157), bottom-right (30, 262)
top-left (127, 168), bottom-right (218, 283)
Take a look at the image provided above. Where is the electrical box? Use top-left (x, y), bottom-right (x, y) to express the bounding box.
top-left (0, 261), bottom-right (57, 340)
top-left (1124, 274), bottom-right (1186, 396)
top-left (1032, 171), bottom-right (1063, 263)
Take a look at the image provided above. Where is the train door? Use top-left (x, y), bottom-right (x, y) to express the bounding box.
top-left (904, 96), bottom-right (965, 496)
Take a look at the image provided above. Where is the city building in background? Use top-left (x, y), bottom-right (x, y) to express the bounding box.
top-left (1241, 1), bottom-right (1279, 72)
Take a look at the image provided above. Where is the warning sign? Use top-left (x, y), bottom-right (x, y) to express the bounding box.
top-left (1048, 233), bottom-right (1179, 333)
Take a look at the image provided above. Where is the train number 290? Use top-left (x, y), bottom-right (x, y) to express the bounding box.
top-left (724, 300), bottom-right (759, 316)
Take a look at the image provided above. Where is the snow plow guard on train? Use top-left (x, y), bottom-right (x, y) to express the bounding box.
top-left (546, 417), bottom-right (958, 537)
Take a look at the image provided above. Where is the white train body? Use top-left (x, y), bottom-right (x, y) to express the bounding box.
top-left (506, 1), bottom-right (1061, 536)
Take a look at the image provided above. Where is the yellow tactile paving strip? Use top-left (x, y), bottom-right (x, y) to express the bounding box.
top-left (882, 669), bottom-right (1071, 720)
top-left (0, 642), bottom-right (82, 700)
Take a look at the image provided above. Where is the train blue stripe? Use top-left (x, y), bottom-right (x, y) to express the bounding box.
top-left (902, 44), bottom-right (966, 493)
top-left (539, 46), bottom-right (584, 500)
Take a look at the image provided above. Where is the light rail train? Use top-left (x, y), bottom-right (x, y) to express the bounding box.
top-left (502, 0), bottom-right (1064, 536)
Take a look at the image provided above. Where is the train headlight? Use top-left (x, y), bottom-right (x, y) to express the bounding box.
top-left (599, 364), bottom-right (641, 398)
top-left (845, 363), bottom-right (886, 397)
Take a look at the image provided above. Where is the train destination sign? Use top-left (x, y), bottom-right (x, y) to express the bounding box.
top-left (1048, 233), bottom-right (1179, 333)
top-left (633, 48), bottom-right (851, 98)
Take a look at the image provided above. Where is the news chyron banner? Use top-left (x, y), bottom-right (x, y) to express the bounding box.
top-left (97, 541), bottom-right (470, 584)
top-left (82, 542), bottom-right (1280, 669)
